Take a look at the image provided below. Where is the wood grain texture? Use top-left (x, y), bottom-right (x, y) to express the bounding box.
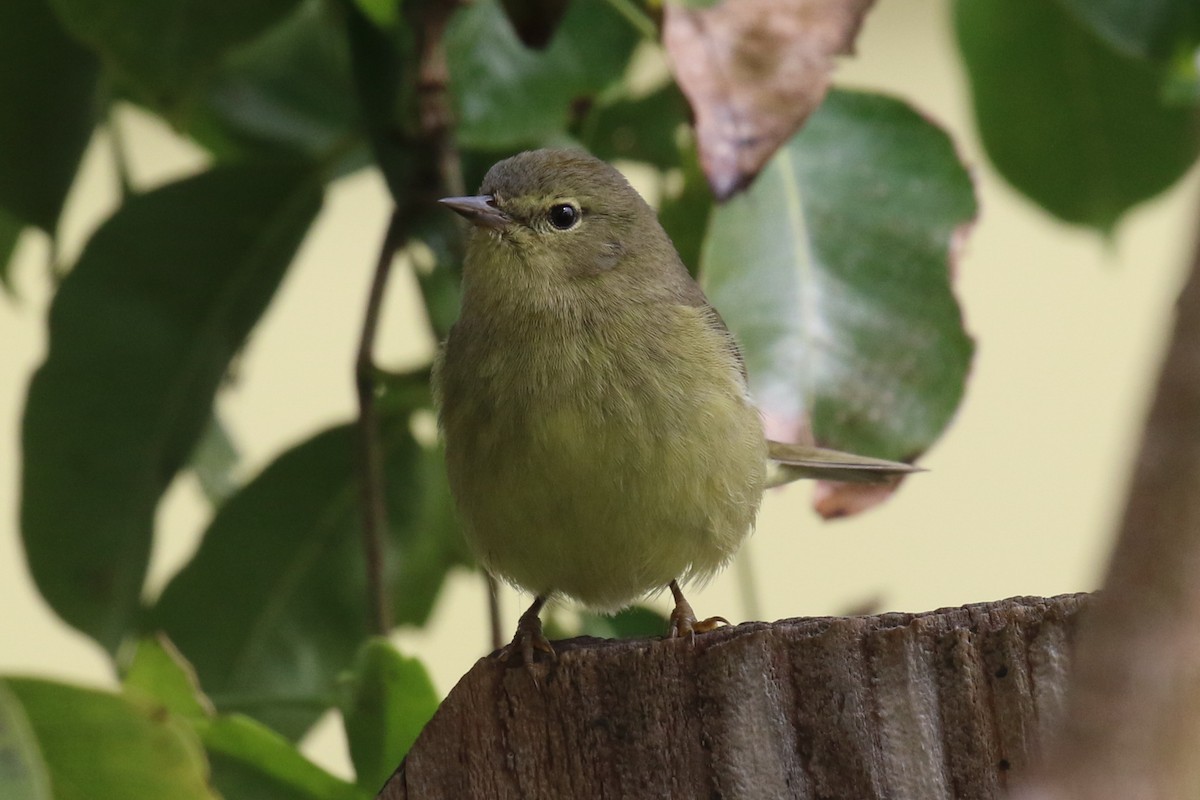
top-left (379, 594), bottom-right (1088, 799)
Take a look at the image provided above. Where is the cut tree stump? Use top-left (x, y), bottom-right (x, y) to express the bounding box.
top-left (379, 594), bottom-right (1089, 799)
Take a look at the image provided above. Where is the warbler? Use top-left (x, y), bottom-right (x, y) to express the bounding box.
top-left (434, 149), bottom-right (916, 663)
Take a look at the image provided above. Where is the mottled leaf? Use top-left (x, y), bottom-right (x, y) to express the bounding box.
top-left (702, 90), bottom-right (975, 468)
top-left (956, 0), bottom-right (1200, 231)
top-left (50, 0), bottom-right (299, 114)
top-left (339, 639), bottom-right (439, 792)
top-left (4, 678), bottom-right (217, 800)
top-left (1055, 0), bottom-right (1200, 62)
top-left (21, 164), bottom-right (322, 653)
top-left (0, 0), bottom-right (99, 231)
top-left (151, 422), bottom-right (466, 739)
top-left (447, 0), bottom-right (641, 149)
top-left (664, 0), bottom-right (875, 199)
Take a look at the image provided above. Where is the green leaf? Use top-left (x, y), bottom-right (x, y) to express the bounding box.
top-left (1054, 0), bottom-right (1200, 62)
top-left (0, 0), bottom-right (99, 231)
top-left (151, 422), bottom-right (467, 740)
top-left (339, 638), bottom-right (439, 792)
top-left (49, 0), bottom-right (300, 114)
top-left (190, 413), bottom-right (241, 507)
top-left (4, 678), bottom-right (217, 800)
top-left (447, 0), bottom-right (641, 149)
top-left (405, 210), bottom-right (465, 340)
top-left (124, 636), bottom-right (213, 723)
top-left (341, 0), bottom-right (428, 204)
top-left (21, 163), bottom-right (322, 654)
top-left (498, 0), bottom-right (570, 49)
top-left (580, 83), bottom-right (691, 169)
top-left (702, 90), bottom-right (975, 460)
top-left (658, 141), bottom-right (712, 277)
top-left (579, 606), bottom-right (670, 639)
top-left (0, 209), bottom-right (23, 297)
top-left (0, 683), bottom-right (51, 800)
top-left (353, 0), bottom-right (398, 29)
top-left (201, 714), bottom-right (367, 800)
top-left (390, 443), bottom-right (471, 626)
top-left (190, 0), bottom-right (365, 167)
top-left (123, 639), bottom-right (365, 800)
top-left (956, 0), bottom-right (1200, 231)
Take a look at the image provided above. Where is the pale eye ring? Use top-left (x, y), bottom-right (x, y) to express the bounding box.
top-left (548, 203), bottom-right (580, 230)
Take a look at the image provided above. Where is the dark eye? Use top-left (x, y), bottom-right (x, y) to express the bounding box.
top-left (548, 203), bottom-right (579, 230)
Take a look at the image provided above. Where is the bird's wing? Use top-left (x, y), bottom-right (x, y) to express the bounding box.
top-left (766, 440), bottom-right (923, 488)
top-left (672, 275), bottom-right (750, 383)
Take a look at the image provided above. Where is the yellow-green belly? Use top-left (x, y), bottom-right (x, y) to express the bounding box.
top-left (438, 308), bottom-right (767, 610)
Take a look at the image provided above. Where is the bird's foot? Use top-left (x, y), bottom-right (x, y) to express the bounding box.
top-left (497, 595), bottom-right (557, 667)
top-left (668, 580), bottom-right (729, 640)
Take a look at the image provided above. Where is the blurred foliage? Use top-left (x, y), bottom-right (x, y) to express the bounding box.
top-left (0, 0), bottom-right (98, 233)
top-left (338, 638), bottom-right (439, 792)
top-left (1055, 0), bottom-right (1200, 62)
top-left (3, 0), bottom-right (1197, 796)
top-left (956, 0), bottom-right (1200, 232)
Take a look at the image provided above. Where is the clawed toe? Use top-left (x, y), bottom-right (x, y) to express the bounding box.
top-left (667, 580), bottom-right (730, 640)
top-left (496, 595), bottom-right (557, 668)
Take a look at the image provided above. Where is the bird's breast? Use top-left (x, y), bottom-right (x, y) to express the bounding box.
top-left (436, 302), bottom-right (767, 607)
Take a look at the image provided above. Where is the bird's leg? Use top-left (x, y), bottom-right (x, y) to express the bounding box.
top-left (498, 595), bottom-right (557, 666)
top-left (668, 579), bottom-right (729, 639)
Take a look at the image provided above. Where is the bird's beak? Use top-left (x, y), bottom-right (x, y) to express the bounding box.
top-left (438, 195), bottom-right (510, 230)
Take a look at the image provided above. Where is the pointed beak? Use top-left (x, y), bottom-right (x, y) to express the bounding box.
top-left (438, 195), bottom-right (510, 230)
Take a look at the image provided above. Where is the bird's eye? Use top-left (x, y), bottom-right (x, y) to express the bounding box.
top-left (548, 203), bottom-right (579, 230)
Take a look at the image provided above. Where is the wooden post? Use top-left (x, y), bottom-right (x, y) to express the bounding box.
top-left (379, 594), bottom-right (1088, 799)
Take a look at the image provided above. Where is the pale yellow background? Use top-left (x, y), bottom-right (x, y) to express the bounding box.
top-left (2, 0), bottom-right (1197, 778)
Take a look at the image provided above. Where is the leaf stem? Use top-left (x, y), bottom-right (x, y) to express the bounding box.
top-left (604, 0), bottom-right (658, 40)
top-left (1018, 198), bottom-right (1200, 798)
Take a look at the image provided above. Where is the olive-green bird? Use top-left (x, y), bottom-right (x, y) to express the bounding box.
top-left (434, 149), bottom-right (917, 663)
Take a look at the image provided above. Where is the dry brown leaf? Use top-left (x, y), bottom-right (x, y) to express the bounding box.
top-left (664, 0), bottom-right (875, 199)
top-left (812, 474), bottom-right (902, 519)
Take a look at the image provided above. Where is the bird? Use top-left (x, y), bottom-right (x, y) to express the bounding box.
top-left (433, 149), bottom-right (918, 663)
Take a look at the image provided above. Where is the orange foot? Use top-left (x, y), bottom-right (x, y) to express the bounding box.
top-left (667, 580), bottom-right (730, 640)
top-left (497, 595), bottom-right (557, 667)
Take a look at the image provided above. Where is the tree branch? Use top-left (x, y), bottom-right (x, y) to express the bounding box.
top-left (380, 594), bottom-right (1089, 798)
top-left (351, 0), bottom-right (463, 638)
top-left (355, 210), bottom-right (406, 636)
top-left (1014, 208), bottom-right (1200, 798)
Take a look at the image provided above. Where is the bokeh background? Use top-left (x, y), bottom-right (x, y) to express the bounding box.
top-left (3, 0), bottom-right (1197, 776)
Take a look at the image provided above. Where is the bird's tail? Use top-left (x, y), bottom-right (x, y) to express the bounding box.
top-left (766, 440), bottom-right (923, 488)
